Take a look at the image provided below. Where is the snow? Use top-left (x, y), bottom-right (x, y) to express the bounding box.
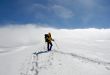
top-left (0, 25), bottom-right (110, 75)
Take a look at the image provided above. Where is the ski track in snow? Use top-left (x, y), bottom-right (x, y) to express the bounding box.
top-left (20, 50), bottom-right (110, 75)
top-left (54, 50), bottom-right (110, 67)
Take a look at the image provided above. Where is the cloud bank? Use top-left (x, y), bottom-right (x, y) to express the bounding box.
top-left (0, 24), bottom-right (110, 54)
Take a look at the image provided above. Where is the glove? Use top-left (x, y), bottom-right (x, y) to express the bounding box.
top-left (52, 39), bottom-right (54, 41)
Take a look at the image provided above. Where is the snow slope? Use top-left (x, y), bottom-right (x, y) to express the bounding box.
top-left (0, 25), bottom-right (110, 75)
top-left (20, 50), bottom-right (110, 75)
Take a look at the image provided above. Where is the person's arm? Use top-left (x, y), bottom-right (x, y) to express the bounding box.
top-left (51, 37), bottom-right (54, 41)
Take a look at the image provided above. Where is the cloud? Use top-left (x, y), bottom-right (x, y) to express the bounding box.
top-left (11, 0), bottom-right (109, 27)
top-left (27, 2), bottom-right (74, 19)
top-left (76, 0), bottom-right (96, 9)
top-left (52, 0), bottom-right (96, 10)
top-left (27, 3), bottom-right (50, 18)
top-left (0, 24), bottom-right (110, 50)
top-left (30, 3), bottom-right (50, 12)
top-left (49, 0), bottom-right (100, 23)
top-left (52, 5), bottom-right (74, 19)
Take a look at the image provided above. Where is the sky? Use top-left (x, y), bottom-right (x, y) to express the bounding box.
top-left (0, 0), bottom-right (110, 28)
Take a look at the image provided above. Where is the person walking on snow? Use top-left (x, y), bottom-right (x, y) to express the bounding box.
top-left (45, 32), bottom-right (54, 51)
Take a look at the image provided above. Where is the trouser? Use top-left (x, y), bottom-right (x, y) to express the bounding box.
top-left (47, 42), bottom-right (53, 51)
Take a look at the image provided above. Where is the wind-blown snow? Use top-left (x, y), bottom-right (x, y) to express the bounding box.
top-left (0, 25), bottom-right (110, 75)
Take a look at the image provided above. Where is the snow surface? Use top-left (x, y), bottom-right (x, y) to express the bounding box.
top-left (0, 25), bottom-right (110, 75)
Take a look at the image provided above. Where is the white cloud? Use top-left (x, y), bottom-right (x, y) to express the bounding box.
top-left (77, 0), bottom-right (96, 9)
top-left (31, 3), bottom-right (50, 11)
top-left (52, 0), bottom-right (96, 10)
top-left (52, 5), bottom-right (74, 19)
top-left (0, 24), bottom-right (110, 50)
top-left (28, 3), bottom-right (74, 19)
top-left (49, 0), bottom-right (100, 22)
top-left (0, 24), bottom-right (110, 55)
top-left (53, 0), bottom-right (96, 14)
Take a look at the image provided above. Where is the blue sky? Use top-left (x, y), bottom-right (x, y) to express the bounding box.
top-left (0, 0), bottom-right (110, 28)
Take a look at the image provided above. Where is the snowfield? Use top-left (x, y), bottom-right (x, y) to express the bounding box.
top-left (0, 25), bottom-right (110, 75)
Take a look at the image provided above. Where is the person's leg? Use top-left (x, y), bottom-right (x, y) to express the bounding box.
top-left (49, 42), bottom-right (53, 51)
top-left (47, 42), bottom-right (49, 51)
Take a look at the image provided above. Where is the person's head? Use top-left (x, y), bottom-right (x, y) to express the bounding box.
top-left (48, 32), bottom-right (51, 36)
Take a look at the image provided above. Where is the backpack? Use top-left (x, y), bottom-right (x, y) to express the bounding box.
top-left (44, 34), bottom-right (49, 42)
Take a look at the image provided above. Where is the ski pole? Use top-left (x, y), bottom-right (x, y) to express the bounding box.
top-left (54, 40), bottom-right (59, 49)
